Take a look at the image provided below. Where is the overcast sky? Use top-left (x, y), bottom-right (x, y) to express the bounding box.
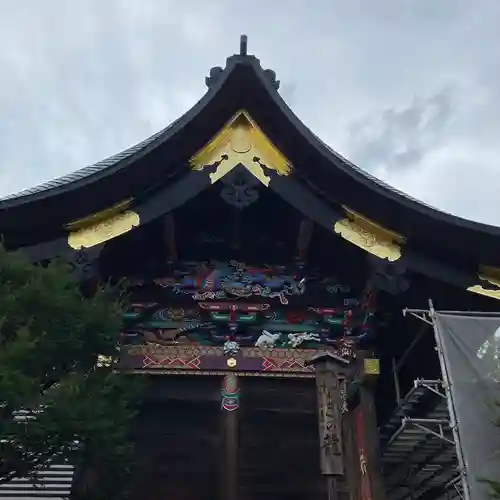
top-left (1, 0), bottom-right (500, 224)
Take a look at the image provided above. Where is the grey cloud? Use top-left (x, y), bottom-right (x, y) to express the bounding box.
top-left (347, 88), bottom-right (454, 173)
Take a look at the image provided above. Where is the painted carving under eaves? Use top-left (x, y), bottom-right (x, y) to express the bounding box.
top-left (130, 260), bottom-right (306, 304)
top-left (123, 260), bottom-right (377, 359)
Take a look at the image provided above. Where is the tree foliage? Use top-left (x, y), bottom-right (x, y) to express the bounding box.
top-left (0, 245), bottom-right (140, 499)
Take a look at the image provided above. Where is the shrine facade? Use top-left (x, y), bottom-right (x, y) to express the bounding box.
top-left (1, 36), bottom-right (500, 500)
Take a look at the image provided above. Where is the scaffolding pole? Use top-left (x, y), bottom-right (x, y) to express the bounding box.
top-left (404, 301), bottom-right (471, 500)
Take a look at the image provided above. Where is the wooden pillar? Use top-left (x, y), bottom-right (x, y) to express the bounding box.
top-left (307, 353), bottom-right (350, 500)
top-left (220, 373), bottom-right (239, 500)
top-left (355, 351), bottom-right (386, 500)
top-left (296, 218), bottom-right (314, 261)
top-left (342, 407), bottom-right (360, 500)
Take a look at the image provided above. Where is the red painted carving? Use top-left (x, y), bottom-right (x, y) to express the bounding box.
top-left (142, 354), bottom-right (201, 370)
top-left (262, 357), bottom-right (314, 373)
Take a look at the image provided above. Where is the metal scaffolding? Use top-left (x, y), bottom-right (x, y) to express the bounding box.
top-left (380, 379), bottom-right (463, 500)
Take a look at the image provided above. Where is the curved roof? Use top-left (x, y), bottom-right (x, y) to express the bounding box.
top-left (0, 57), bottom-right (450, 214)
top-left (0, 126), bottom-right (172, 201)
top-left (2, 38), bottom-right (500, 266)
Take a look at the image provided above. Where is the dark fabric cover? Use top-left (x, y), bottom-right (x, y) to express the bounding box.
top-left (435, 313), bottom-right (500, 500)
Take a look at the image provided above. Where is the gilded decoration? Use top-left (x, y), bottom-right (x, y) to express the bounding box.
top-left (189, 110), bottom-right (292, 186)
top-left (467, 265), bottom-right (500, 301)
top-left (67, 210), bottom-right (140, 249)
top-left (65, 198), bottom-right (133, 231)
top-left (333, 207), bottom-right (404, 261)
top-left (363, 358), bottom-right (380, 376)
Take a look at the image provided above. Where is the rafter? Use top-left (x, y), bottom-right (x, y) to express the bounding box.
top-left (296, 218), bottom-right (314, 261)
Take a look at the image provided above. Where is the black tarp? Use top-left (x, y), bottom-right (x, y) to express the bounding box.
top-left (434, 313), bottom-right (500, 500)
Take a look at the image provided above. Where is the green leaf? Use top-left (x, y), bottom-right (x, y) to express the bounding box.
top-left (0, 244), bottom-right (140, 499)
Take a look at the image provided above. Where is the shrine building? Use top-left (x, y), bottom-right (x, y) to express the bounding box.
top-left (1, 36), bottom-right (499, 500)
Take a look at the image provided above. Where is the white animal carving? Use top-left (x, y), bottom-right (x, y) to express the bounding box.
top-left (255, 330), bottom-right (281, 349)
top-left (287, 332), bottom-right (321, 348)
top-left (223, 340), bottom-right (240, 356)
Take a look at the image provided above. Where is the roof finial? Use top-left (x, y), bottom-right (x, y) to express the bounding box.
top-left (239, 34), bottom-right (248, 56)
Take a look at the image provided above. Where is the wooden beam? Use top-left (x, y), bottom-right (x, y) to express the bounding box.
top-left (241, 406), bottom-right (316, 415)
top-left (342, 408), bottom-right (360, 500)
top-left (296, 218), bottom-right (314, 261)
top-left (355, 350), bottom-right (387, 500)
top-left (231, 209), bottom-right (241, 250)
top-left (307, 353), bottom-right (352, 500)
top-left (164, 213), bottom-right (177, 262)
top-left (220, 374), bottom-right (239, 500)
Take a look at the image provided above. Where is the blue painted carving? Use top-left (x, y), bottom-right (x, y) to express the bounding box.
top-left (124, 261), bottom-right (378, 351)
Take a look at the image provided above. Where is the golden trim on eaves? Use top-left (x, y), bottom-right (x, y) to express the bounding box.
top-left (467, 266), bottom-right (500, 301)
top-left (66, 200), bottom-right (140, 250)
top-left (333, 207), bottom-right (405, 261)
top-left (189, 110), bottom-right (292, 186)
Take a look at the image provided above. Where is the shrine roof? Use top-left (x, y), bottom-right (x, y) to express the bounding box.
top-left (0, 124), bottom-right (175, 201)
top-left (2, 35), bottom-right (500, 278)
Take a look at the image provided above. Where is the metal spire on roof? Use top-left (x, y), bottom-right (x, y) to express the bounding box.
top-left (239, 34), bottom-right (248, 56)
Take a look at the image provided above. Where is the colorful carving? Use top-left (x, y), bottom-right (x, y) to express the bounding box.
top-left (255, 330), bottom-right (281, 349)
top-left (140, 328), bottom-right (189, 346)
top-left (199, 302), bottom-right (269, 324)
top-left (123, 345), bottom-right (352, 374)
top-left (221, 374), bottom-right (240, 411)
top-left (223, 340), bottom-right (240, 356)
top-left (287, 332), bottom-right (321, 348)
top-left (123, 261), bottom-right (377, 359)
top-left (143, 351), bottom-right (201, 370)
top-left (123, 308), bottom-right (374, 351)
top-left (132, 260), bottom-right (306, 304)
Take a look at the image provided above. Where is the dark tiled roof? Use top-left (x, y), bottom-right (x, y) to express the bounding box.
top-left (0, 119), bottom-right (179, 201)
top-left (0, 46), bottom-right (440, 212)
top-left (2, 48), bottom-right (496, 238)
